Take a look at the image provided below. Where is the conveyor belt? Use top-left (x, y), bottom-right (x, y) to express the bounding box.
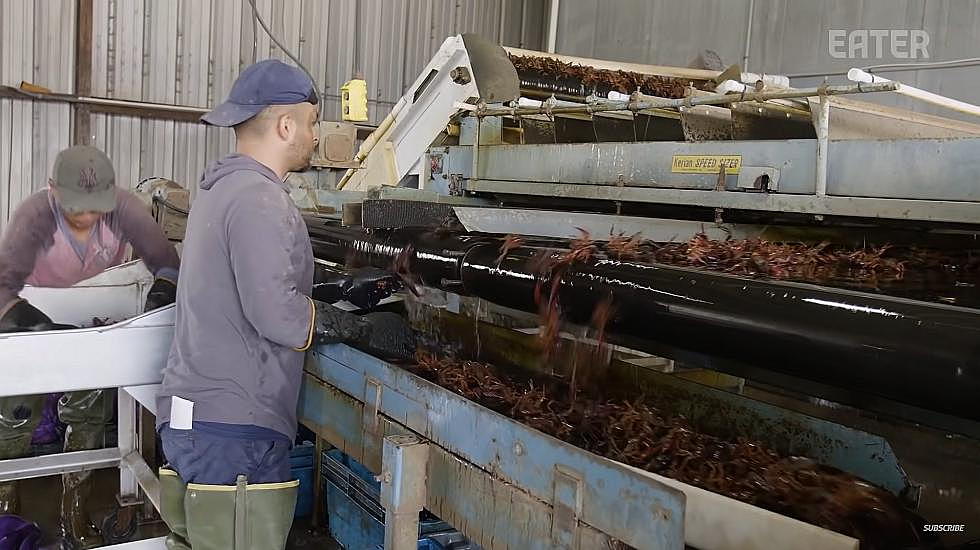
top-left (305, 218), bottom-right (980, 431)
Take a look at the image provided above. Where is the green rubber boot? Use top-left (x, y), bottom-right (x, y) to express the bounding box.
top-left (159, 469), bottom-right (191, 550)
top-left (185, 475), bottom-right (298, 550)
top-left (59, 390), bottom-right (109, 549)
top-left (0, 394), bottom-right (45, 515)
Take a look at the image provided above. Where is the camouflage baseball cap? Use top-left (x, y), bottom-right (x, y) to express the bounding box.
top-left (50, 145), bottom-right (117, 213)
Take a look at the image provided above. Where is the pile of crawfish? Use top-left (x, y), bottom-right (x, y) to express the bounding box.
top-left (510, 54), bottom-right (688, 98)
top-left (411, 351), bottom-right (924, 549)
top-left (645, 233), bottom-right (965, 285)
top-left (578, 230), bottom-right (975, 289)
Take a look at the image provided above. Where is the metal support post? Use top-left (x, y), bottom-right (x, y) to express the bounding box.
top-left (470, 116), bottom-right (481, 189)
top-left (814, 94), bottom-right (831, 197)
top-left (118, 389), bottom-right (140, 501)
top-left (380, 435), bottom-right (430, 550)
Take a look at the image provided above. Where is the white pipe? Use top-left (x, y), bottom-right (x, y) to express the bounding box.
top-left (498, 0), bottom-right (506, 45)
top-left (742, 0), bottom-right (755, 72)
top-left (716, 80), bottom-right (748, 95)
top-left (740, 73), bottom-right (790, 89)
top-left (546, 0), bottom-right (560, 53)
top-left (521, 96), bottom-right (592, 109)
top-left (607, 91), bottom-right (630, 102)
top-left (479, 82), bottom-right (897, 118)
top-left (847, 68), bottom-right (980, 118)
top-left (519, 0), bottom-right (528, 48)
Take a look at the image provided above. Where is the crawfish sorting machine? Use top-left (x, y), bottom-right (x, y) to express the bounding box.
top-left (306, 35), bottom-right (980, 549)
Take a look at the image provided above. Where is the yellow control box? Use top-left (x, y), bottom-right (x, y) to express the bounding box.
top-left (341, 78), bottom-right (368, 122)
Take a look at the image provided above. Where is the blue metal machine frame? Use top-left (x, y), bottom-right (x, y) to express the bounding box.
top-left (300, 344), bottom-right (687, 549)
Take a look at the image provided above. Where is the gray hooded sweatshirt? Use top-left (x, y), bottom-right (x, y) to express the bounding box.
top-left (156, 154), bottom-right (314, 439)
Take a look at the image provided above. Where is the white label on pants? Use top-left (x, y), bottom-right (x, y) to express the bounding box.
top-left (169, 396), bottom-right (194, 430)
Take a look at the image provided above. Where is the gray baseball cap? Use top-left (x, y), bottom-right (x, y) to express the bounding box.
top-left (50, 146), bottom-right (117, 213)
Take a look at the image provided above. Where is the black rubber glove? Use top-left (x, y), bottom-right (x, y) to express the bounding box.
top-left (314, 301), bottom-right (371, 345)
top-left (313, 302), bottom-right (416, 362)
top-left (0, 299), bottom-right (55, 333)
top-left (312, 272), bottom-right (351, 304)
top-left (345, 268), bottom-right (402, 310)
top-left (144, 278), bottom-right (177, 312)
top-left (312, 267), bottom-right (402, 309)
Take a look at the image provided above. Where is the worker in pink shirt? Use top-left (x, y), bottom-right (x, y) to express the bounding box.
top-left (0, 145), bottom-right (180, 547)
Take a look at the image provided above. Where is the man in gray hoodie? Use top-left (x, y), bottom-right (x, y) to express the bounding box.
top-left (155, 60), bottom-right (414, 550)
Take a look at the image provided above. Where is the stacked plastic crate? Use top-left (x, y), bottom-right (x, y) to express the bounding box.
top-left (321, 448), bottom-right (479, 549)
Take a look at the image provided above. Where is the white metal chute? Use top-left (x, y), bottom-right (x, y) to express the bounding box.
top-left (338, 34), bottom-right (519, 191)
top-left (19, 260), bottom-right (154, 325)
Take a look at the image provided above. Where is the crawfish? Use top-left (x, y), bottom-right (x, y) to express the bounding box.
top-left (606, 231), bottom-right (644, 260)
top-left (495, 234), bottom-right (524, 267)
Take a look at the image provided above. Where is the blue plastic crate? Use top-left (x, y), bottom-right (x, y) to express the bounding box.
top-left (325, 450), bottom-right (479, 550)
top-left (290, 442), bottom-right (315, 518)
top-left (324, 449), bottom-right (385, 549)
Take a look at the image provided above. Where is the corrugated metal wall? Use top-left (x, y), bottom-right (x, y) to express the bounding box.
top-left (555, 0), bottom-right (980, 117)
top-left (1, 0), bottom-right (544, 231)
top-left (1, 0), bottom-right (77, 231)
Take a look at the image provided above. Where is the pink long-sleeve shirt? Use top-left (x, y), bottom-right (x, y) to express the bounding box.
top-left (0, 188), bottom-right (180, 313)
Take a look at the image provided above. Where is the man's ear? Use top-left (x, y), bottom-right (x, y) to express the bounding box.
top-left (277, 110), bottom-right (296, 141)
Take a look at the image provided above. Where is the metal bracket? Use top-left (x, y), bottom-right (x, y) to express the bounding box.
top-left (738, 166), bottom-right (780, 191)
top-left (552, 465), bottom-right (584, 550)
top-left (363, 377), bottom-right (383, 435)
